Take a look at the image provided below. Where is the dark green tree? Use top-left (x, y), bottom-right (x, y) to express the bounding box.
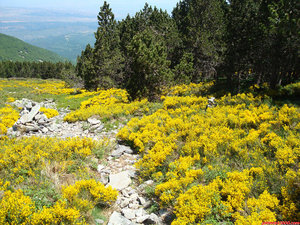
top-left (118, 4), bottom-right (181, 67)
top-left (126, 29), bottom-right (173, 100)
top-left (173, 0), bottom-right (227, 81)
top-left (76, 44), bottom-right (95, 90)
top-left (173, 52), bottom-right (194, 84)
top-left (93, 1), bottom-right (124, 89)
top-left (223, 0), bottom-right (299, 90)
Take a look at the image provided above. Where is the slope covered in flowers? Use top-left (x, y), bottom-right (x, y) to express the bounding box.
top-left (0, 79), bottom-right (299, 224)
top-left (117, 83), bottom-right (300, 224)
top-left (0, 136), bottom-right (118, 224)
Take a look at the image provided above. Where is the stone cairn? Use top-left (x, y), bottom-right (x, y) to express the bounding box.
top-left (10, 99), bottom-right (57, 135)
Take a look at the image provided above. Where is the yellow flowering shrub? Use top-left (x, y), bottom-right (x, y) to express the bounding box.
top-left (233, 190), bottom-right (279, 225)
top-left (172, 178), bottom-right (223, 225)
top-left (155, 155), bottom-right (203, 205)
top-left (40, 107), bottom-right (59, 119)
top-left (0, 105), bottom-right (19, 134)
top-left (0, 190), bottom-right (86, 225)
top-left (164, 81), bottom-right (214, 97)
top-left (62, 179), bottom-right (118, 212)
top-left (0, 189), bottom-right (35, 225)
top-left (117, 83), bottom-right (300, 223)
top-left (31, 201), bottom-right (84, 225)
top-left (0, 79), bottom-right (75, 95)
top-left (66, 89), bottom-right (100, 99)
top-left (0, 135), bottom-right (118, 224)
top-left (0, 137), bottom-right (99, 183)
top-left (6, 97), bottom-right (15, 103)
top-left (64, 88), bottom-right (150, 122)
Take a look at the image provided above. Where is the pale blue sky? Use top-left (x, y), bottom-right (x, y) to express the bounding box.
top-left (0, 0), bottom-right (180, 19)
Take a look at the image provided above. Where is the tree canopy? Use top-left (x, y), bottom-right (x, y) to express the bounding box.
top-left (77, 0), bottom-right (299, 98)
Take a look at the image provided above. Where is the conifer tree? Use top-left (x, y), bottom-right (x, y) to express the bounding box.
top-left (173, 0), bottom-right (227, 81)
top-left (92, 1), bottom-right (124, 89)
top-left (126, 29), bottom-right (173, 100)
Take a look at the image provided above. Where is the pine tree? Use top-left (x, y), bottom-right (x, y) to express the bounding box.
top-left (173, 0), bottom-right (227, 81)
top-left (76, 44), bottom-right (96, 90)
top-left (126, 29), bottom-right (173, 100)
top-left (93, 1), bottom-right (124, 89)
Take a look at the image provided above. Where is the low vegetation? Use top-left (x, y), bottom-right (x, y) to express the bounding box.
top-left (0, 79), bottom-right (299, 224)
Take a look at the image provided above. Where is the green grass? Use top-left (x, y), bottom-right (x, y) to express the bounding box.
top-left (0, 83), bottom-right (92, 110)
top-left (0, 33), bottom-right (66, 62)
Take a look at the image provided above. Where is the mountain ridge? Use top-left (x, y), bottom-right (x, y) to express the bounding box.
top-left (0, 33), bottom-right (67, 62)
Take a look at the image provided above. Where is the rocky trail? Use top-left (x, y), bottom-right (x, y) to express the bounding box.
top-left (8, 99), bottom-right (172, 225)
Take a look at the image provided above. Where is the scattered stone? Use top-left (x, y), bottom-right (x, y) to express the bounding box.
top-left (159, 209), bottom-right (175, 224)
top-left (144, 213), bottom-right (161, 225)
top-left (120, 198), bottom-right (130, 208)
top-left (142, 200), bottom-right (152, 209)
top-left (122, 208), bottom-right (136, 220)
top-left (129, 193), bottom-right (139, 203)
top-left (121, 189), bottom-right (130, 198)
top-left (111, 149), bottom-right (124, 158)
top-left (108, 171), bottom-right (131, 190)
top-left (135, 208), bottom-right (147, 218)
top-left (119, 145), bottom-right (134, 154)
top-left (41, 127), bottom-right (48, 133)
top-left (128, 203), bottom-right (139, 209)
top-left (25, 102), bottom-right (33, 109)
top-left (136, 215), bottom-right (150, 223)
top-left (97, 164), bottom-right (105, 173)
top-left (138, 196), bottom-right (146, 205)
top-left (144, 180), bottom-right (154, 185)
top-left (100, 174), bottom-right (109, 185)
top-left (108, 211), bottom-right (136, 225)
top-left (25, 123), bottom-right (40, 132)
top-left (88, 118), bottom-right (101, 125)
top-left (111, 145), bottom-right (134, 157)
top-left (95, 218), bottom-right (105, 224)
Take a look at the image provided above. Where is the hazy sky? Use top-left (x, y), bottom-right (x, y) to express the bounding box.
top-left (0, 0), bottom-right (179, 19)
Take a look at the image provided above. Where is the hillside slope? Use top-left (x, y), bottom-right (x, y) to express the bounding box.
top-left (0, 33), bottom-right (66, 62)
top-left (28, 33), bottom-right (95, 63)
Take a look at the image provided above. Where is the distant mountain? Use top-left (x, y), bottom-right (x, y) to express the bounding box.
top-left (0, 33), bottom-right (66, 62)
top-left (28, 33), bottom-right (95, 63)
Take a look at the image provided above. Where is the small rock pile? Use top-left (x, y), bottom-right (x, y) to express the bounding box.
top-left (11, 99), bottom-right (56, 135)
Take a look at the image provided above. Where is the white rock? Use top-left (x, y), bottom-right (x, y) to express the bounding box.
top-left (88, 118), bottom-right (101, 125)
top-left (136, 215), bottom-right (150, 223)
top-left (135, 208), bottom-right (147, 218)
top-left (97, 164), bottom-right (105, 173)
top-left (138, 196), bottom-right (146, 205)
top-left (111, 149), bottom-right (124, 157)
top-left (108, 211), bottom-right (136, 225)
top-left (95, 219), bottom-right (104, 224)
top-left (108, 171), bottom-right (131, 190)
top-left (122, 208), bottom-right (136, 220)
top-left (120, 198), bottom-right (130, 208)
top-left (119, 145), bottom-right (134, 154)
top-left (128, 203), bottom-right (139, 209)
top-left (19, 104), bottom-right (40, 124)
top-left (41, 127), bottom-right (48, 133)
